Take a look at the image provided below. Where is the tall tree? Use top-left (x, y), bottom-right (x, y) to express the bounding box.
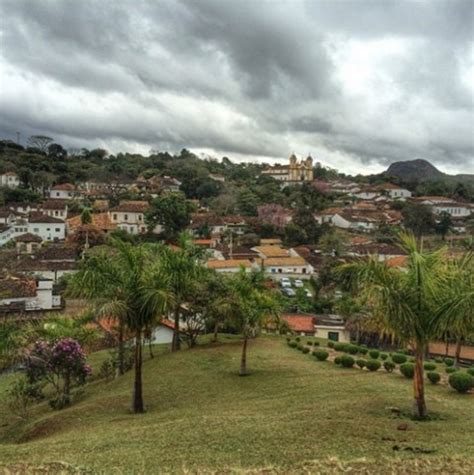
top-left (68, 240), bottom-right (171, 413)
top-left (339, 233), bottom-right (447, 418)
top-left (27, 135), bottom-right (53, 152)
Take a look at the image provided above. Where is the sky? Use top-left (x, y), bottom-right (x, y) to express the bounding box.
top-left (0, 0), bottom-right (473, 175)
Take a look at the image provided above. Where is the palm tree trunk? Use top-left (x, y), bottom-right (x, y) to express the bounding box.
top-left (116, 319), bottom-right (125, 377)
top-left (239, 336), bottom-right (248, 376)
top-left (413, 345), bottom-right (427, 419)
top-left (445, 338), bottom-right (449, 357)
top-left (148, 338), bottom-right (154, 359)
top-left (172, 307), bottom-right (181, 352)
top-left (454, 338), bottom-right (462, 368)
top-left (132, 329), bottom-right (144, 414)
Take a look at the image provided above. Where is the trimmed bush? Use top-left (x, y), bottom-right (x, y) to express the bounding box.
top-left (445, 367), bottom-right (457, 374)
top-left (346, 344), bottom-right (359, 355)
top-left (383, 361), bottom-right (396, 373)
top-left (400, 363), bottom-right (415, 379)
top-left (288, 341), bottom-right (297, 348)
top-left (380, 353), bottom-right (388, 361)
top-left (448, 372), bottom-right (474, 393)
top-left (356, 359), bottom-right (366, 369)
top-left (302, 347), bottom-right (310, 354)
top-left (339, 355), bottom-right (355, 368)
top-left (327, 341), bottom-right (335, 349)
top-left (334, 342), bottom-right (349, 352)
top-left (297, 344), bottom-right (304, 351)
top-left (444, 358), bottom-right (454, 367)
top-left (334, 356), bottom-right (342, 365)
top-left (467, 368), bottom-right (474, 377)
top-left (358, 347), bottom-right (368, 355)
top-left (368, 350), bottom-right (380, 359)
top-left (392, 353), bottom-right (408, 365)
top-left (295, 337), bottom-right (301, 342)
top-left (424, 363), bottom-right (436, 371)
top-left (427, 372), bottom-right (441, 384)
top-left (313, 341), bottom-right (320, 347)
top-left (365, 360), bottom-right (381, 372)
top-left (313, 350), bottom-right (329, 361)
top-left (434, 357), bottom-right (443, 363)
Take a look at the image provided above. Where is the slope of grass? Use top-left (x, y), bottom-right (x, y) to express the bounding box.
top-left (0, 336), bottom-right (473, 474)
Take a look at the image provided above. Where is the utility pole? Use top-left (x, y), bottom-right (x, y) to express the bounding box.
top-left (16, 132), bottom-right (21, 145)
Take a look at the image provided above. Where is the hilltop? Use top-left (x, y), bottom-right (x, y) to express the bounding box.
top-left (384, 159), bottom-right (474, 183)
top-left (0, 337), bottom-right (473, 473)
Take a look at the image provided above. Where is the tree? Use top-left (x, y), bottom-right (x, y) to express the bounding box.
top-left (231, 268), bottom-right (280, 376)
top-left (339, 233), bottom-right (447, 418)
top-left (435, 212), bottom-right (452, 240)
top-left (48, 143), bottom-right (67, 160)
top-left (68, 240), bottom-right (171, 413)
top-left (27, 135), bottom-right (53, 152)
top-left (80, 208), bottom-right (92, 225)
top-left (146, 193), bottom-right (192, 239)
top-left (402, 203), bottom-right (435, 238)
top-left (435, 252), bottom-right (473, 367)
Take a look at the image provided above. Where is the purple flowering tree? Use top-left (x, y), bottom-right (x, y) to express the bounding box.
top-left (26, 338), bottom-right (91, 409)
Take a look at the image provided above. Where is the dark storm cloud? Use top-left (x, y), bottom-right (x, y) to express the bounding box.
top-left (0, 0), bottom-right (472, 174)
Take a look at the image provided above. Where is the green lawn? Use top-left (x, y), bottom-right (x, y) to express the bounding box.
top-left (0, 336), bottom-right (473, 474)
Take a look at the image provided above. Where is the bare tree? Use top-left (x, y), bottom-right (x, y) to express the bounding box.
top-left (27, 135), bottom-right (53, 152)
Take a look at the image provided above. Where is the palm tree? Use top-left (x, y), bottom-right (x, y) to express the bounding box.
top-left (69, 239), bottom-right (171, 413)
top-left (435, 252), bottom-right (474, 367)
top-left (159, 234), bottom-right (203, 351)
top-left (339, 233), bottom-right (446, 419)
top-left (231, 268), bottom-right (280, 376)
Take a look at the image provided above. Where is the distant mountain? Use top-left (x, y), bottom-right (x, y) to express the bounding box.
top-left (384, 159), bottom-right (473, 182)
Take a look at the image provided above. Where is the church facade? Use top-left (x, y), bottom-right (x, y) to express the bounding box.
top-left (261, 154), bottom-right (314, 183)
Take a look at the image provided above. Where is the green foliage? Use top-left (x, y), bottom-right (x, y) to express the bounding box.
top-left (365, 360), bottom-right (381, 372)
top-left (427, 372), bottom-right (441, 384)
top-left (334, 342), bottom-right (349, 352)
top-left (368, 350), bottom-right (380, 359)
top-left (358, 347), bottom-right (368, 355)
top-left (400, 363), bottom-right (415, 379)
top-left (445, 367), bottom-right (457, 374)
top-left (313, 341), bottom-right (320, 347)
top-left (6, 377), bottom-right (44, 419)
top-left (288, 341), bottom-right (297, 348)
top-left (356, 359), bottom-right (366, 369)
top-left (444, 358), bottom-right (455, 367)
top-left (334, 356), bottom-right (342, 365)
top-left (346, 344), bottom-right (359, 355)
top-left (448, 372), bottom-right (474, 393)
top-left (302, 347), bottom-right (310, 354)
top-left (380, 353), bottom-right (388, 360)
top-left (327, 340), bottom-right (335, 348)
top-left (383, 361), bottom-right (396, 372)
top-left (392, 353), bottom-right (408, 365)
top-left (467, 368), bottom-right (474, 377)
top-left (313, 350), bottom-right (329, 361)
top-left (295, 337), bottom-right (301, 342)
top-left (339, 355), bottom-right (355, 368)
top-left (423, 363), bottom-right (437, 371)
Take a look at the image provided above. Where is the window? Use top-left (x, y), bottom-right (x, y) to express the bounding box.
top-left (55, 228), bottom-right (61, 232)
top-left (328, 332), bottom-right (339, 342)
top-left (124, 214), bottom-right (128, 221)
top-left (138, 214), bottom-right (142, 221)
top-left (46, 228), bottom-right (51, 231)
top-left (55, 211), bottom-right (59, 216)
top-left (56, 192), bottom-right (60, 197)
top-left (33, 228), bottom-right (39, 232)
top-left (113, 214), bottom-right (117, 220)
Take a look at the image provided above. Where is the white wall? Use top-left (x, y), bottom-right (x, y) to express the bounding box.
top-left (28, 222), bottom-right (66, 241)
top-left (151, 325), bottom-right (174, 344)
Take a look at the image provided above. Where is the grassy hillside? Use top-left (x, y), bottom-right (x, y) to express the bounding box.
top-left (0, 336), bottom-right (473, 474)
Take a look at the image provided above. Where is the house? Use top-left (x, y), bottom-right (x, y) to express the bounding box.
top-left (0, 225), bottom-right (15, 247)
top-left (49, 183), bottom-right (81, 200)
top-left (0, 275), bottom-right (62, 313)
top-left (378, 183), bottom-right (412, 200)
top-left (67, 212), bottom-right (117, 235)
top-left (331, 209), bottom-right (401, 232)
top-left (252, 245), bottom-right (290, 259)
top-left (415, 196), bottom-right (472, 217)
top-left (133, 175), bottom-right (182, 195)
top-left (346, 243), bottom-right (407, 262)
top-left (0, 208), bottom-right (17, 225)
top-left (109, 201), bottom-right (149, 234)
top-left (282, 313), bottom-right (350, 342)
top-left (350, 188), bottom-right (380, 200)
top-left (206, 259), bottom-right (253, 273)
top-left (261, 154), bottom-right (314, 184)
top-left (260, 238), bottom-right (282, 246)
top-left (151, 319), bottom-right (176, 344)
top-left (0, 172), bottom-right (20, 188)
top-left (27, 214), bottom-right (66, 241)
top-left (41, 199), bottom-right (69, 219)
top-left (261, 257), bottom-right (313, 277)
top-left (209, 174), bottom-right (225, 182)
top-left (15, 233), bottom-right (43, 254)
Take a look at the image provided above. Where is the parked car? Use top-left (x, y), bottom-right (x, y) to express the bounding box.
top-left (294, 279), bottom-right (304, 288)
top-left (305, 289), bottom-right (312, 298)
top-left (282, 287), bottom-right (296, 297)
top-left (280, 278), bottom-right (292, 288)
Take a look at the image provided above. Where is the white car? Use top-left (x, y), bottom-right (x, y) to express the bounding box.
top-left (305, 289), bottom-right (312, 298)
top-left (280, 278), bottom-right (292, 288)
top-left (282, 288), bottom-right (296, 297)
top-left (294, 279), bottom-right (304, 288)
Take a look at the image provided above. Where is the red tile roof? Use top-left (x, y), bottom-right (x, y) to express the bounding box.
top-left (282, 315), bottom-right (315, 333)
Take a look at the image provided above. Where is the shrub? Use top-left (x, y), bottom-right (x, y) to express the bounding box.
top-left (391, 353), bottom-right (408, 365)
top-left (297, 344), bottom-right (304, 351)
top-left (424, 363), bottom-right (436, 371)
top-left (445, 367), bottom-right (457, 374)
top-left (467, 368), bottom-right (474, 377)
top-left (6, 377), bottom-right (44, 420)
top-left (434, 357), bottom-right (443, 363)
top-left (302, 347), bottom-right (310, 354)
top-left (365, 360), bottom-right (381, 372)
top-left (334, 342), bottom-right (348, 352)
top-left (99, 359), bottom-right (115, 381)
top-left (448, 372), bottom-right (474, 393)
top-left (327, 341), bottom-right (335, 348)
top-left (444, 358), bottom-right (454, 367)
top-left (295, 337), bottom-right (301, 342)
top-left (314, 350), bottom-right (329, 361)
top-left (313, 341), bottom-right (320, 347)
top-left (288, 341), bottom-right (297, 348)
top-left (286, 337), bottom-right (291, 342)
top-left (306, 340), bottom-right (313, 346)
top-left (346, 344), bottom-right (359, 355)
top-left (334, 356), bottom-right (342, 365)
top-left (427, 372), bottom-right (441, 384)
top-left (356, 359), bottom-right (366, 369)
top-left (368, 350), bottom-right (380, 359)
top-left (383, 361), bottom-right (396, 373)
top-left (358, 347), bottom-right (368, 355)
top-left (380, 353), bottom-right (388, 361)
top-left (339, 355), bottom-right (355, 368)
top-left (400, 363), bottom-right (415, 379)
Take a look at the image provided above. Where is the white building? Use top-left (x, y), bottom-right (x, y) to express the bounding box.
top-left (49, 183), bottom-right (79, 200)
top-left (109, 201), bottom-right (149, 234)
top-left (41, 199), bottom-right (69, 219)
top-left (0, 172), bottom-right (20, 188)
top-left (28, 214), bottom-right (66, 241)
top-left (379, 183), bottom-right (412, 200)
top-left (417, 197), bottom-right (472, 217)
